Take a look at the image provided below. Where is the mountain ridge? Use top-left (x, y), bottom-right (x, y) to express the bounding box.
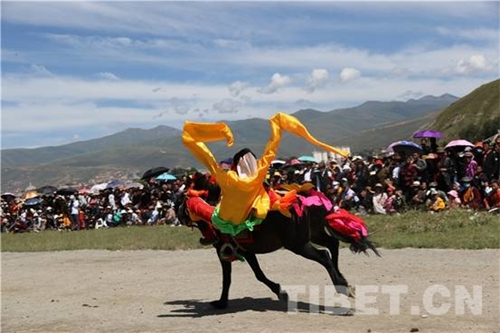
top-left (1, 92), bottom-right (461, 191)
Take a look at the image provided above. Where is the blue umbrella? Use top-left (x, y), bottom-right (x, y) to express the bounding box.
top-left (106, 180), bottom-right (124, 189)
top-left (387, 140), bottom-right (422, 154)
top-left (156, 173), bottom-right (177, 181)
top-left (24, 197), bottom-right (42, 206)
top-left (298, 155), bottom-right (317, 163)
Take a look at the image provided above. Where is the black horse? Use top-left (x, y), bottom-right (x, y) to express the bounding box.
top-left (177, 192), bottom-right (379, 309)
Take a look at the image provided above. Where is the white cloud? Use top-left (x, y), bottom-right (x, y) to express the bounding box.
top-left (259, 73), bottom-right (291, 94)
top-left (2, 70), bottom-right (497, 148)
top-left (436, 26), bottom-right (498, 43)
top-left (212, 98), bottom-right (243, 114)
top-left (239, 95), bottom-right (252, 103)
top-left (1, 74), bottom-right (227, 103)
top-left (455, 54), bottom-right (495, 74)
top-left (4, 2), bottom-right (496, 39)
top-left (390, 66), bottom-right (409, 78)
top-left (166, 97), bottom-right (192, 115)
top-left (29, 64), bottom-right (52, 76)
top-left (306, 69), bottom-right (329, 93)
top-left (228, 81), bottom-right (250, 97)
top-left (397, 90), bottom-right (424, 100)
top-left (295, 99), bottom-right (313, 106)
top-left (98, 72), bottom-right (120, 80)
top-left (339, 67), bottom-right (361, 83)
top-left (3, 2), bottom-right (499, 149)
top-left (6, 31), bottom-right (495, 84)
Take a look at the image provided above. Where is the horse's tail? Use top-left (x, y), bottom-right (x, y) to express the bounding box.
top-left (348, 237), bottom-right (380, 257)
top-left (324, 209), bottom-right (381, 257)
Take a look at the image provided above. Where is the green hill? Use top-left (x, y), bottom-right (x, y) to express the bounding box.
top-left (430, 79), bottom-right (500, 142)
top-left (1, 125), bottom-right (182, 168)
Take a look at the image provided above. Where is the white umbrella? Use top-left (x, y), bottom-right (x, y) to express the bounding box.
top-left (90, 183), bottom-right (108, 194)
top-left (444, 139), bottom-right (474, 149)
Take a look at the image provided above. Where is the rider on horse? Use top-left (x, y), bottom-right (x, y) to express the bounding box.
top-left (181, 112), bottom-right (369, 244)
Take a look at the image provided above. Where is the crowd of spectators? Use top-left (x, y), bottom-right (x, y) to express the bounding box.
top-left (269, 136), bottom-right (500, 215)
top-left (2, 135), bottom-right (499, 233)
top-left (1, 181), bottom-right (186, 233)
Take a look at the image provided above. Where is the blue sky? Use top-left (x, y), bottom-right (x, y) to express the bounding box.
top-left (1, 2), bottom-right (499, 149)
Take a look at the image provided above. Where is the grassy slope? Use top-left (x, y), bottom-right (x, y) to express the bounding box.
top-left (334, 111), bottom-right (439, 152)
top-left (2, 210), bottom-right (498, 252)
top-left (430, 79), bottom-right (500, 141)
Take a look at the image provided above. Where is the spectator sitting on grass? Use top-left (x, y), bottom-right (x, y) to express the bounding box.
top-left (483, 180), bottom-right (500, 212)
top-left (428, 181), bottom-right (449, 206)
top-left (164, 203), bottom-right (179, 226)
top-left (372, 183), bottom-right (387, 214)
top-left (147, 203), bottom-right (160, 225)
top-left (427, 189), bottom-right (446, 212)
top-left (460, 177), bottom-right (482, 210)
top-left (104, 206), bottom-right (113, 226)
top-left (393, 189), bottom-right (406, 213)
top-left (383, 186), bottom-right (397, 214)
top-left (447, 190), bottom-right (461, 209)
top-left (358, 186), bottom-right (374, 214)
top-left (411, 181), bottom-right (426, 210)
top-left (339, 178), bottom-right (359, 211)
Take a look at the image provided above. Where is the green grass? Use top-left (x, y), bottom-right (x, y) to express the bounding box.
top-left (1, 225), bottom-right (203, 252)
top-left (1, 210), bottom-right (499, 252)
top-left (364, 209), bottom-right (500, 250)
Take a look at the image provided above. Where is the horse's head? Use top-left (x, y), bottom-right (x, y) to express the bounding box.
top-left (176, 195), bottom-right (195, 227)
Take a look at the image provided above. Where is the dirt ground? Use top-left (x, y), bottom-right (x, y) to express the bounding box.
top-left (2, 248), bottom-right (499, 333)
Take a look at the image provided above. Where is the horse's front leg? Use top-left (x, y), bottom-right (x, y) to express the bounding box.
top-left (210, 253), bottom-right (232, 309)
top-left (244, 253), bottom-right (288, 302)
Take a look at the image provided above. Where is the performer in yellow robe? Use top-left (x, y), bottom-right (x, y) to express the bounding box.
top-left (182, 112), bottom-right (349, 236)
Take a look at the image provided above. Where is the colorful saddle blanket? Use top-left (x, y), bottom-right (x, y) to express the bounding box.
top-left (185, 189), bottom-right (371, 251)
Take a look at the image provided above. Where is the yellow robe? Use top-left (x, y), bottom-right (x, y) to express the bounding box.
top-left (182, 112), bottom-right (349, 227)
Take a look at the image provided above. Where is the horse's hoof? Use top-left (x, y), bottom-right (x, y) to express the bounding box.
top-left (278, 290), bottom-right (289, 302)
top-left (341, 308), bottom-right (356, 316)
top-left (210, 300), bottom-right (228, 309)
top-left (348, 285), bottom-right (356, 298)
top-left (336, 285), bottom-right (354, 298)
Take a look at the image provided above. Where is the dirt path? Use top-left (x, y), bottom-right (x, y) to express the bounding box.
top-left (2, 249), bottom-right (499, 333)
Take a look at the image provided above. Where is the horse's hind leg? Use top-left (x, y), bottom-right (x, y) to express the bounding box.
top-left (314, 235), bottom-right (350, 290)
top-left (244, 253), bottom-right (289, 302)
top-left (288, 242), bottom-right (354, 297)
top-left (211, 257), bottom-right (231, 309)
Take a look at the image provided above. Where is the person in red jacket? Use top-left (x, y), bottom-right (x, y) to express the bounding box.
top-left (484, 180), bottom-right (500, 211)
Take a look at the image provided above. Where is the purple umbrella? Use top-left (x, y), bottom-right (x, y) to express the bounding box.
top-left (386, 140), bottom-right (422, 154)
top-left (219, 157), bottom-right (233, 170)
top-left (444, 139), bottom-right (474, 149)
top-left (413, 130), bottom-right (444, 139)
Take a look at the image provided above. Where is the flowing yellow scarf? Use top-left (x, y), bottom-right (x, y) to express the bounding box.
top-left (182, 112), bottom-right (349, 226)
